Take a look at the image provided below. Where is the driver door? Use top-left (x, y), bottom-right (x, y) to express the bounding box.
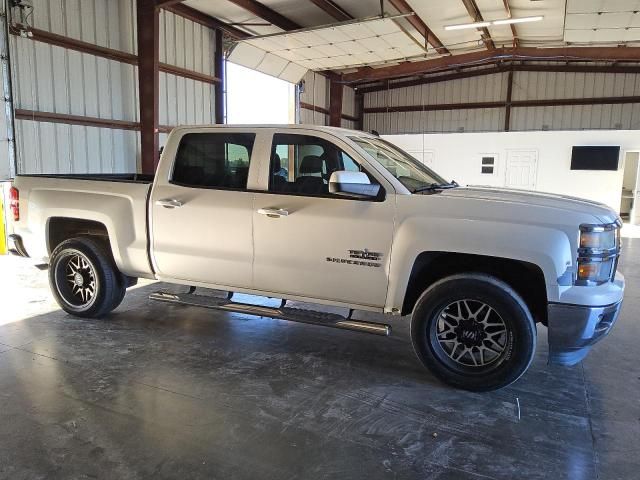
top-left (252, 131), bottom-right (395, 308)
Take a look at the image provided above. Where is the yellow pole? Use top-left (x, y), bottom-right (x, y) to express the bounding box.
top-left (0, 194), bottom-right (6, 255)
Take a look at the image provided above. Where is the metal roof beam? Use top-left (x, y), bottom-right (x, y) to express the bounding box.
top-left (387, 0), bottom-right (449, 54)
top-left (307, 0), bottom-right (352, 21)
top-left (225, 0), bottom-right (302, 31)
top-left (343, 47), bottom-right (640, 82)
top-left (165, 3), bottom-right (250, 38)
top-left (461, 0), bottom-right (495, 50)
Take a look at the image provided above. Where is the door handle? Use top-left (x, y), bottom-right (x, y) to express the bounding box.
top-left (257, 208), bottom-right (289, 218)
top-left (156, 198), bottom-right (184, 209)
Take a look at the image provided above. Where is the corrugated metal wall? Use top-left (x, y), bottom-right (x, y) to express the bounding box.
top-left (510, 70), bottom-right (640, 131)
top-left (299, 71), bottom-right (359, 129)
top-left (12, 0), bottom-right (139, 174)
top-left (364, 68), bottom-right (640, 134)
top-left (159, 9), bottom-right (215, 148)
top-left (364, 71), bottom-right (508, 134)
top-left (299, 71), bottom-right (328, 125)
top-left (10, 0), bottom-right (217, 174)
top-left (341, 85), bottom-right (357, 129)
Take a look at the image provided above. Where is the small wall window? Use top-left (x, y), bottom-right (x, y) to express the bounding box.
top-left (481, 156), bottom-right (496, 175)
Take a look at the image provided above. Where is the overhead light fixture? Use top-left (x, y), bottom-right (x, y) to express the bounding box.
top-left (445, 21), bottom-right (491, 31)
top-left (444, 16), bottom-right (543, 30)
top-left (492, 16), bottom-right (544, 25)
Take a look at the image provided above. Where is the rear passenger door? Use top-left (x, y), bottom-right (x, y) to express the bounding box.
top-left (150, 129), bottom-right (260, 288)
top-left (252, 131), bottom-right (395, 308)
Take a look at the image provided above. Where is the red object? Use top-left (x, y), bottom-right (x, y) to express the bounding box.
top-left (9, 186), bottom-right (19, 221)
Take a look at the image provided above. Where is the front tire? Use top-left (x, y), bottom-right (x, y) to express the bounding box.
top-left (49, 237), bottom-right (126, 318)
top-left (411, 273), bottom-right (536, 391)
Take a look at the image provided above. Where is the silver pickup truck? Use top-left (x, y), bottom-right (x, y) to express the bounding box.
top-left (8, 125), bottom-right (624, 391)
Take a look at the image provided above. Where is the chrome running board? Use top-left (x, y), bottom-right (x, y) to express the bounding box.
top-left (149, 291), bottom-right (390, 336)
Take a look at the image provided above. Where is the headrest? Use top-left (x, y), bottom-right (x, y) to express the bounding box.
top-left (272, 153), bottom-right (281, 172)
top-left (299, 155), bottom-right (324, 174)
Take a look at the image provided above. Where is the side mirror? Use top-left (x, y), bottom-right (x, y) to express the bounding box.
top-left (329, 171), bottom-right (380, 199)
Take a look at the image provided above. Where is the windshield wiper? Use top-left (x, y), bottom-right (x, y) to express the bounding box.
top-left (413, 180), bottom-right (459, 194)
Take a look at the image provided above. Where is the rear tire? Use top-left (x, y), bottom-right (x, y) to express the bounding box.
top-left (411, 273), bottom-right (536, 391)
top-left (49, 237), bottom-right (126, 318)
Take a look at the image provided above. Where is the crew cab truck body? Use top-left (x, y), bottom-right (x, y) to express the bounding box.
top-left (8, 125), bottom-right (625, 391)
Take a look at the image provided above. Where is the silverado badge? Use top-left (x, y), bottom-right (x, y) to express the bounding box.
top-left (326, 249), bottom-right (383, 268)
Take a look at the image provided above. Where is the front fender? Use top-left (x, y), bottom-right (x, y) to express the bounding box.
top-left (385, 216), bottom-right (573, 312)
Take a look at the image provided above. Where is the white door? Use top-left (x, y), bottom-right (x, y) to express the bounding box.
top-left (505, 150), bottom-right (538, 190)
top-left (252, 131), bottom-right (395, 308)
top-left (151, 130), bottom-right (257, 288)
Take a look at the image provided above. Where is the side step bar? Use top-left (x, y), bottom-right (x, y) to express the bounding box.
top-left (149, 291), bottom-right (391, 336)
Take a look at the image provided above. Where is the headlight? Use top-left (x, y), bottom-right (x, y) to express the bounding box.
top-left (577, 223), bottom-right (620, 285)
top-left (580, 229), bottom-right (616, 250)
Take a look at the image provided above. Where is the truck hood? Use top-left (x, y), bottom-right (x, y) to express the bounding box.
top-left (438, 186), bottom-right (619, 224)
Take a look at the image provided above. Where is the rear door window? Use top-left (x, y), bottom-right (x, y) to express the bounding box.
top-left (171, 132), bottom-right (256, 190)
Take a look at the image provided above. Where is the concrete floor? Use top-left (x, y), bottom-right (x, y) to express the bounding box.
top-left (0, 240), bottom-right (638, 480)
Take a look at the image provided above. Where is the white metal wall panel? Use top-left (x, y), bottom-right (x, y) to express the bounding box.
top-left (299, 74), bottom-right (359, 128)
top-left (159, 72), bottom-right (213, 127)
top-left (511, 70), bottom-right (640, 100)
top-left (509, 69), bottom-right (640, 131)
top-left (364, 69), bottom-right (640, 134)
top-left (158, 11), bottom-right (217, 128)
top-left (364, 108), bottom-right (505, 134)
top-left (11, 1), bottom-right (218, 174)
top-left (365, 72), bottom-right (508, 109)
top-left (300, 107), bottom-right (327, 126)
top-left (342, 85), bottom-right (356, 117)
top-left (299, 71), bottom-right (328, 126)
top-left (10, 0), bottom-right (141, 174)
top-left (160, 10), bottom-right (215, 76)
top-left (510, 104), bottom-right (640, 131)
top-left (341, 119), bottom-right (357, 130)
top-left (30, 0), bottom-right (136, 53)
top-left (15, 120), bottom-right (138, 174)
top-left (11, 36), bottom-right (138, 122)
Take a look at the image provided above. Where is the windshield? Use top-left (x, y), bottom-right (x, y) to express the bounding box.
top-left (349, 136), bottom-right (449, 192)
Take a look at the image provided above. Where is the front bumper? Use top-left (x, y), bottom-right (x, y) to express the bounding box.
top-left (547, 300), bottom-right (622, 365)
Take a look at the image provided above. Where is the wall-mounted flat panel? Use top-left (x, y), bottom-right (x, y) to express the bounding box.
top-left (15, 120), bottom-right (139, 174)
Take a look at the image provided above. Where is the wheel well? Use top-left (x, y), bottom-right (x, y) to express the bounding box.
top-left (48, 218), bottom-right (110, 256)
top-left (402, 252), bottom-right (548, 324)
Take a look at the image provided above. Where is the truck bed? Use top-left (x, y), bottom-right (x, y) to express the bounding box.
top-left (16, 173), bottom-right (155, 183)
top-left (12, 174), bottom-right (154, 278)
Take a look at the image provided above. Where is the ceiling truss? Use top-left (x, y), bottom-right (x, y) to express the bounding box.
top-left (460, 0), bottom-right (495, 50)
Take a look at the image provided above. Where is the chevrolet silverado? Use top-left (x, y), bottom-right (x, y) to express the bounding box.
top-left (7, 125), bottom-right (625, 390)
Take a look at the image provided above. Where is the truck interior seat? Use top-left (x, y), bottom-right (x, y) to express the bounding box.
top-left (174, 165), bottom-right (205, 186)
top-left (295, 155), bottom-right (327, 195)
top-left (270, 154), bottom-right (287, 191)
